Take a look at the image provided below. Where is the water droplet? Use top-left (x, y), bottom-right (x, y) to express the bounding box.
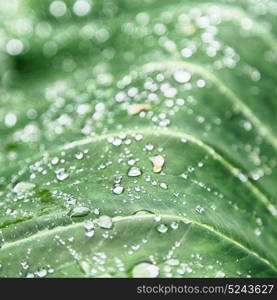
top-left (51, 157), bottom-right (59, 165)
top-left (159, 182), bottom-right (168, 189)
top-left (93, 208), bottom-right (100, 215)
top-left (243, 121), bottom-right (252, 131)
top-left (56, 168), bottom-right (69, 181)
top-left (49, 1), bottom-right (67, 17)
top-left (4, 113), bottom-right (17, 128)
top-left (157, 223), bottom-right (168, 233)
top-left (112, 138), bottom-right (122, 146)
top-left (215, 271), bottom-right (225, 278)
top-left (84, 220), bottom-right (95, 237)
top-left (167, 259), bottom-right (179, 266)
top-left (132, 262), bottom-right (159, 278)
top-left (170, 221), bottom-right (179, 230)
top-left (85, 230), bottom-right (95, 237)
top-left (97, 216), bottom-right (113, 229)
top-left (254, 228), bottom-right (261, 236)
top-left (13, 182), bottom-right (35, 194)
top-left (127, 167), bottom-right (142, 177)
top-left (195, 205), bottom-right (205, 214)
top-left (128, 159), bottom-right (136, 166)
top-left (6, 39), bottom-right (24, 56)
top-left (75, 152), bottom-right (84, 160)
top-left (73, 0), bottom-right (91, 17)
top-left (70, 206), bottom-right (90, 217)
top-left (112, 185), bottom-right (124, 195)
top-left (180, 173), bottom-right (188, 180)
top-left (36, 269), bottom-right (47, 278)
top-left (145, 144), bottom-right (154, 151)
top-left (84, 220), bottom-right (94, 230)
top-left (173, 70), bottom-right (191, 83)
top-left (134, 134), bottom-right (143, 141)
top-left (21, 262), bottom-right (29, 270)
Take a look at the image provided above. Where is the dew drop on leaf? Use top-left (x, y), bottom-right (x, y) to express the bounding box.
top-left (75, 152), bottom-right (84, 160)
top-left (127, 166), bottom-right (142, 177)
top-left (51, 157), bottom-right (59, 165)
top-left (157, 224), bottom-right (168, 233)
top-left (70, 206), bottom-right (90, 217)
top-left (159, 182), bottom-right (168, 189)
top-left (112, 185), bottom-right (124, 195)
top-left (132, 262), bottom-right (159, 278)
top-left (195, 205), bottom-right (205, 214)
top-left (97, 216), bottom-right (113, 229)
top-left (56, 168), bottom-right (69, 181)
top-left (170, 221), bottom-right (179, 230)
top-left (12, 182), bottom-right (36, 194)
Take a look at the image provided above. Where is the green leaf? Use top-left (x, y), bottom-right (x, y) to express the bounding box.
top-left (0, 0), bottom-right (276, 278)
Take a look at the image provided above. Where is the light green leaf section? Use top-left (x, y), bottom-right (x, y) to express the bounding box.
top-left (0, 0), bottom-right (276, 277)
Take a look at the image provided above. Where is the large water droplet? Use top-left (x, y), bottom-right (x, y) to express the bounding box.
top-left (127, 167), bottom-right (142, 177)
top-left (13, 182), bottom-right (35, 194)
top-left (70, 206), bottom-right (90, 217)
top-left (97, 216), bottom-right (113, 229)
top-left (173, 70), bottom-right (191, 83)
top-left (132, 262), bottom-right (159, 278)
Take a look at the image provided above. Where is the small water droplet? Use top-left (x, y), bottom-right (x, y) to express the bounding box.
top-left (159, 182), bottom-right (168, 189)
top-left (56, 168), bottom-right (69, 181)
top-left (215, 271), bottom-right (225, 278)
top-left (75, 152), bottom-right (84, 160)
top-left (170, 221), bottom-right (179, 230)
top-left (167, 259), bottom-right (179, 266)
top-left (134, 209), bottom-right (154, 216)
top-left (195, 205), bottom-right (205, 214)
top-left (254, 228), bottom-right (261, 236)
top-left (51, 157), bottom-right (59, 165)
top-left (4, 113), bottom-right (17, 127)
top-left (112, 185), bottom-right (124, 195)
top-left (145, 144), bottom-right (154, 151)
top-left (157, 223), bottom-right (168, 233)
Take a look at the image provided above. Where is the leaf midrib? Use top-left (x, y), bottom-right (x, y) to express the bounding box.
top-left (1, 213), bottom-right (276, 273)
top-left (62, 127), bottom-right (275, 212)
